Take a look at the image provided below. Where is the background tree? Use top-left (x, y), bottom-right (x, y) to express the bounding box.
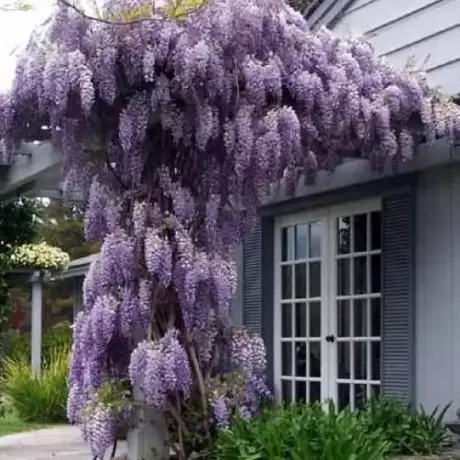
top-left (35, 199), bottom-right (99, 260)
top-left (8, 198), bottom-right (100, 332)
top-left (0, 198), bottom-right (38, 327)
top-left (0, 198), bottom-right (38, 370)
top-left (35, 200), bottom-right (99, 329)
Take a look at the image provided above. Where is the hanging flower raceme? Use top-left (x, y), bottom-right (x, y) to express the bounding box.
top-left (9, 242), bottom-right (70, 271)
top-left (129, 329), bottom-right (192, 408)
top-left (3, 0), bottom-right (460, 457)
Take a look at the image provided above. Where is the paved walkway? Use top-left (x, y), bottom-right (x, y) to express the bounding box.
top-left (0, 426), bottom-right (127, 460)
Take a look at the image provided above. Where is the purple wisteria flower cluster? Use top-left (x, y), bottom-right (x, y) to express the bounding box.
top-left (129, 330), bottom-right (192, 408)
top-left (207, 328), bottom-right (271, 428)
top-left (1, 0), bottom-right (460, 457)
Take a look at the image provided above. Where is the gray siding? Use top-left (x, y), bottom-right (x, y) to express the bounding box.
top-left (382, 187), bottom-right (415, 402)
top-left (415, 164), bottom-right (460, 420)
top-left (317, 0), bottom-right (460, 94)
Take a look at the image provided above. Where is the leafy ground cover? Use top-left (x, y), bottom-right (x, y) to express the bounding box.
top-left (213, 398), bottom-right (453, 460)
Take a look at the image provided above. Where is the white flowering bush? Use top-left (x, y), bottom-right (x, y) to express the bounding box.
top-left (10, 242), bottom-right (70, 271)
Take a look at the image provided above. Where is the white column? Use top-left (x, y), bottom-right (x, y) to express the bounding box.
top-left (31, 272), bottom-right (42, 376)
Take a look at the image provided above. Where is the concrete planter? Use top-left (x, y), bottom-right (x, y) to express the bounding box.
top-left (126, 390), bottom-right (169, 460)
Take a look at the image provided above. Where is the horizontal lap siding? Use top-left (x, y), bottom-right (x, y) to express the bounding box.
top-left (328, 0), bottom-right (460, 94)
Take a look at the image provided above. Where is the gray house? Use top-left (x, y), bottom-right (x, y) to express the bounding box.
top-left (2, 0), bottom-right (460, 422)
top-left (234, 0), bottom-right (460, 419)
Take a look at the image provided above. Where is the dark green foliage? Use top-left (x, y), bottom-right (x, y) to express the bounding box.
top-left (5, 321), bottom-right (72, 364)
top-left (34, 200), bottom-right (99, 331)
top-left (365, 396), bottom-right (451, 456)
top-left (0, 198), bottom-right (39, 329)
top-left (35, 200), bottom-right (99, 260)
top-left (214, 397), bottom-right (451, 460)
top-left (0, 198), bottom-right (39, 260)
top-left (214, 401), bottom-right (391, 460)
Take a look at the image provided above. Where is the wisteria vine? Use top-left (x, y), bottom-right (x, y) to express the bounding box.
top-left (1, 0), bottom-right (460, 458)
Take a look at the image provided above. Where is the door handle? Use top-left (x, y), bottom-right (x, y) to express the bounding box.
top-left (325, 335), bottom-right (335, 343)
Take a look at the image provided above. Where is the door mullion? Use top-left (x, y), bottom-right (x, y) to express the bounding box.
top-left (327, 211), bottom-right (338, 405)
top-left (320, 215), bottom-right (330, 403)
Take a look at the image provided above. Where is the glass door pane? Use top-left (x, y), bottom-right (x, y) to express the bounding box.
top-left (278, 220), bottom-right (325, 403)
top-left (332, 210), bottom-right (382, 410)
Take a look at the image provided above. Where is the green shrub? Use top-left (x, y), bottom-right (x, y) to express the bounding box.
top-left (5, 330), bottom-right (29, 361)
top-left (0, 345), bottom-right (69, 423)
top-left (364, 396), bottom-right (450, 456)
top-left (214, 401), bottom-right (390, 460)
top-left (6, 321), bottom-right (72, 363)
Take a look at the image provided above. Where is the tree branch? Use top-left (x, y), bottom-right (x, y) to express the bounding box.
top-left (110, 439), bottom-right (118, 459)
top-left (57, 0), bottom-right (157, 26)
top-left (187, 344), bottom-right (211, 443)
top-left (56, 0), bottom-right (206, 26)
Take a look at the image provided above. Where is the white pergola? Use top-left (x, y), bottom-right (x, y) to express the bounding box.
top-left (0, 140), bottom-right (92, 375)
top-left (25, 254), bottom-right (95, 375)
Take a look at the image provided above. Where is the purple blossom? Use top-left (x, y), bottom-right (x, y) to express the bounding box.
top-left (212, 396), bottom-right (231, 428)
top-left (100, 229), bottom-right (136, 285)
top-left (84, 404), bottom-right (117, 459)
top-left (232, 328), bottom-right (267, 376)
top-left (144, 229), bottom-right (172, 286)
top-left (129, 330), bottom-right (192, 409)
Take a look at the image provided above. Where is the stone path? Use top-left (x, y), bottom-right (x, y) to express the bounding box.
top-left (0, 425), bottom-right (127, 460)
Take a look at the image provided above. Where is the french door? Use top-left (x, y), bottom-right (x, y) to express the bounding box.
top-left (274, 198), bottom-right (382, 410)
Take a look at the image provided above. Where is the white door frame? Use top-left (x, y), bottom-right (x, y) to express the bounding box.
top-left (327, 198), bottom-right (382, 408)
top-left (273, 197), bottom-right (381, 406)
top-left (274, 207), bottom-right (329, 403)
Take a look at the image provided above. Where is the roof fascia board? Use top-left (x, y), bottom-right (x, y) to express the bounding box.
top-left (0, 142), bottom-right (62, 200)
top-left (305, 0), bottom-right (355, 29)
top-left (261, 138), bottom-right (457, 208)
top-left (50, 254), bottom-right (99, 280)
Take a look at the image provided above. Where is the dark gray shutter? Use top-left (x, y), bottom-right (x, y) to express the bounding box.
top-left (242, 220), bottom-right (262, 334)
top-left (242, 217), bottom-right (275, 389)
top-left (382, 186), bottom-right (415, 403)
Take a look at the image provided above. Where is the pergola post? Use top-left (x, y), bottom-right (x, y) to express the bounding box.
top-left (30, 271), bottom-right (42, 376)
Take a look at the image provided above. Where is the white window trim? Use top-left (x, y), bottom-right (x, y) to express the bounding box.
top-left (273, 197), bottom-right (381, 405)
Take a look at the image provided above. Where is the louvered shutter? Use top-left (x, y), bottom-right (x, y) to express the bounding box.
top-left (381, 187), bottom-right (415, 403)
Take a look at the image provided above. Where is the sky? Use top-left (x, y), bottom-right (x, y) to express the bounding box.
top-left (0, 0), bottom-right (54, 92)
top-left (0, 0), bottom-right (182, 93)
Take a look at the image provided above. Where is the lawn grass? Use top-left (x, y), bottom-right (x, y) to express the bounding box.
top-left (0, 413), bottom-right (51, 437)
